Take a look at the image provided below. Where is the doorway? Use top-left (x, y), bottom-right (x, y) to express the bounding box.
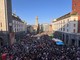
top-left (63, 34), bottom-right (65, 42)
top-left (0, 38), bottom-right (3, 47)
top-left (66, 35), bottom-right (69, 44)
top-left (79, 40), bottom-right (80, 47)
top-left (72, 39), bottom-right (75, 46)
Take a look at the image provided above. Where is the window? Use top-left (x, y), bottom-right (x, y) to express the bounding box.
top-left (74, 4), bottom-right (76, 7)
top-left (63, 28), bottom-right (65, 31)
top-left (73, 9), bottom-right (76, 11)
top-left (0, 23), bottom-right (2, 27)
top-left (67, 24), bottom-right (69, 27)
top-left (15, 29), bottom-right (16, 32)
top-left (61, 21), bottom-right (62, 24)
top-left (61, 28), bottom-right (62, 31)
top-left (67, 29), bottom-right (69, 32)
top-left (14, 24), bottom-right (16, 27)
top-left (68, 19), bottom-right (69, 22)
top-left (74, 24), bottom-right (76, 27)
top-left (17, 29), bottom-right (18, 32)
top-left (73, 29), bottom-right (76, 33)
top-left (63, 20), bottom-right (65, 23)
top-left (1, 29), bottom-right (2, 31)
top-left (74, 19), bottom-right (76, 21)
top-left (74, 20), bottom-right (76, 21)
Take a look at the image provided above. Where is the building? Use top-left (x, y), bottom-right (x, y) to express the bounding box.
top-left (22, 21), bottom-right (27, 33)
top-left (0, 0), bottom-right (13, 46)
top-left (0, 0), bottom-right (27, 46)
top-left (49, 24), bottom-right (52, 33)
top-left (41, 23), bottom-right (49, 32)
top-left (35, 16), bottom-right (38, 27)
top-left (27, 25), bottom-right (34, 33)
top-left (33, 16), bottom-right (39, 34)
top-left (12, 13), bottom-right (27, 42)
top-left (40, 24), bottom-right (52, 35)
top-left (39, 24), bottom-right (43, 33)
top-left (12, 13), bottom-right (27, 33)
top-left (52, 0), bottom-right (80, 46)
top-left (52, 13), bottom-right (78, 33)
top-left (72, 0), bottom-right (80, 33)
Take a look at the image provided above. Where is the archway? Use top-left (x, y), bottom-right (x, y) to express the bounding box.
top-left (72, 39), bottom-right (75, 46)
top-left (0, 37), bottom-right (3, 47)
top-left (63, 34), bottom-right (65, 42)
top-left (66, 35), bottom-right (69, 44)
top-left (79, 40), bottom-right (80, 47)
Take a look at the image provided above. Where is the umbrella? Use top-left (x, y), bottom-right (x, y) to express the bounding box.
top-left (56, 41), bottom-right (64, 45)
top-left (1, 53), bottom-right (7, 60)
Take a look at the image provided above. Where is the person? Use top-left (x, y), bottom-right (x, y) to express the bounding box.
top-left (1, 34), bottom-right (80, 60)
top-left (0, 48), bottom-right (2, 60)
top-left (77, 50), bottom-right (80, 60)
top-left (1, 53), bottom-right (7, 60)
top-left (9, 53), bottom-right (13, 60)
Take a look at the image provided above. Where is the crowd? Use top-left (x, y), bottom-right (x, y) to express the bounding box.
top-left (0, 34), bottom-right (80, 60)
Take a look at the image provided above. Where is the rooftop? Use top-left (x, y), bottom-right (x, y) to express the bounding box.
top-left (52, 12), bottom-right (78, 23)
top-left (12, 13), bottom-right (23, 23)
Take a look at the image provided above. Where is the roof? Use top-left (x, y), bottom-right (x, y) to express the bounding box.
top-left (57, 13), bottom-right (71, 21)
top-left (12, 13), bottom-right (23, 22)
top-left (52, 13), bottom-right (71, 23)
top-left (52, 12), bottom-right (78, 23)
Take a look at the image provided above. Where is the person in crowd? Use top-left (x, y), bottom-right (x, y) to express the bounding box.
top-left (1, 34), bottom-right (80, 60)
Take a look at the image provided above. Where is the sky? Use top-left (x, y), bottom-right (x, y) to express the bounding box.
top-left (12, 0), bottom-right (72, 25)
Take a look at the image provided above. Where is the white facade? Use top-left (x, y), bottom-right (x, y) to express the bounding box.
top-left (12, 14), bottom-right (27, 33)
top-left (52, 14), bottom-right (78, 33)
top-left (42, 23), bottom-right (49, 32)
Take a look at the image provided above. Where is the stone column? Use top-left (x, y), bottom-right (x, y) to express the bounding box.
top-left (76, 35), bottom-right (79, 46)
top-left (64, 34), bottom-right (66, 44)
top-left (68, 34), bottom-right (71, 46)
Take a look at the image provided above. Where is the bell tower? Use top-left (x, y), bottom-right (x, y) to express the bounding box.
top-left (72, 0), bottom-right (80, 33)
top-left (72, 0), bottom-right (80, 15)
top-left (35, 16), bottom-right (38, 26)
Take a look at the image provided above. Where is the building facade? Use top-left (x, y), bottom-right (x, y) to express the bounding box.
top-left (12, 13), bottom-right (27, 33)
top-left (41, 23), bottom-right (49, 32)
top-left (12, 13), bottom-right (27, 42)
top-left (0, 0), bottom-right (13, 46)
top-left (52, 13), bottom-right (78, 33)
top-left (32, 16), bottom-right (39, 34)
top-left (0, 0), bottom-right (27, 46)
top-left (27, 25), bottom-right (34, 33)
top-left (49, 24), bottom-right (52, 33)
top-left (72, 0), bottom-right (80, 33)
top-left (52, 0), bottom-right (80, 46)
